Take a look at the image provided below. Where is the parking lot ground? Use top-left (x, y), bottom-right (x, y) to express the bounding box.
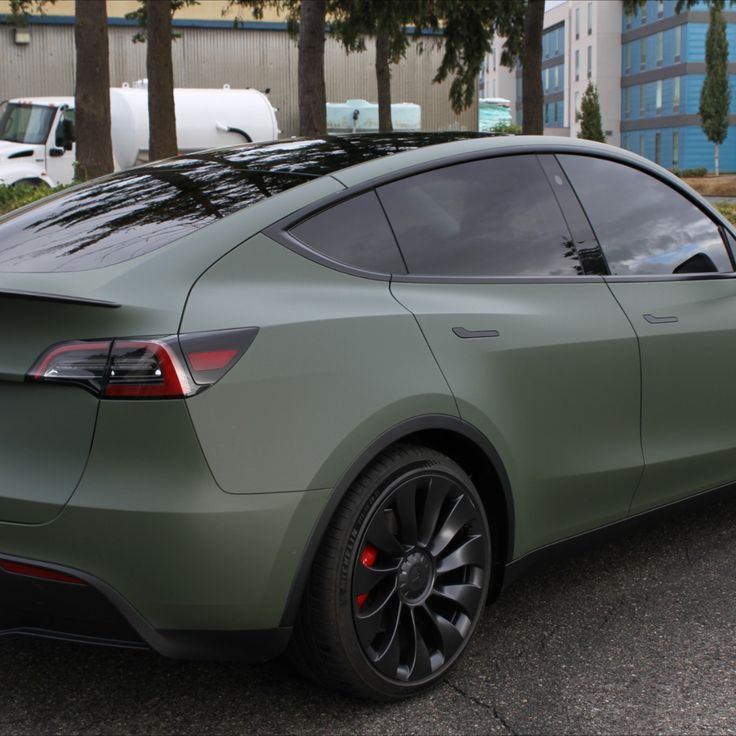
top-left (2, 493), bottom-right (736, 736)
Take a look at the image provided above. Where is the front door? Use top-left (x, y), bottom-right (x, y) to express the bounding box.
top-left (45, 107), bottom-right (76, 186)
top-left (559, 153), bottom-right (736, 514)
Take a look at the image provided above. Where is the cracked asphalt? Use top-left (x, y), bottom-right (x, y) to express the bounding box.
top-left (3, 494), bottom-right (736, 735)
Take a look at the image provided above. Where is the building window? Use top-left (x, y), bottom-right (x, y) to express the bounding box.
top-left (625, 43), bottom-right (631, 74)
top-left (640, 38), bottom-right (647, 69)
top-left (673, 131), bottom-right (679, 168)
top-left (576, 7), bottom-right (580, 39)
top-left (655, 132), bottom-right (662, 164)
top-left (555, 27), bottom-right (560, 56)
top-left (544, 67), bottom-right (549, 93)
top-left (656, 32), bottom-right (663, 66)
top-left (554, 101), bottom-right (559, 126)
top-left (656, 80), bottom-right (663, 112)
top-left (674, 76), bottom-right (681, 112)
top-left (575, 91), bottom-right (580, 121)
top-left (588, 45), bottom-right (592, 78)
top-left (674, 25), bottom-right (682, 62)
top-left (625, 10), bottom-right (631, 30)
top-left (657, 0), bottom-right (664, 18)
top-left (543, 33), bottom-right (549, 59)
top-left (588, 1), bottom-right (593, 34)
top-left (576, 49), bottom-right (580, 80)
top-left (641, 3), bottom-right (647, 24)
top-left (639, 85), bottom-right (646, 117)
top-left (624, 87), bottom-right (631, 118)
top-left (554, 64), bottom-right (559, 91)
top-left (639, 134), bottom-right (645, 157)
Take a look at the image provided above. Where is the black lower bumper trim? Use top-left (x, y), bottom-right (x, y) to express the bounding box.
top-left (0, 554), bottom-right (292, 662)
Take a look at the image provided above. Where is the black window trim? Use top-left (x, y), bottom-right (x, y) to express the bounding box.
top-left (264, 148), bottom-right (736, 284)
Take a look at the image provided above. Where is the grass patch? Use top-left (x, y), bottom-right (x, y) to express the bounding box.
top-left (680, 174), bottom-right (736, 197)
top-left (0, 183), bottom-right (66, 215)
top-left (715, 201), bottom-right (736, 225)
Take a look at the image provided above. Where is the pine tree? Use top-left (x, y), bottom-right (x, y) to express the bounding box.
top-left (700, 1), bottom-right (730, 175)
top-left (577, 81), bottom-right (605, 142)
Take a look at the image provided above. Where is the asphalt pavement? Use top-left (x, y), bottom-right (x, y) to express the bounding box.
top-left (2, 493), bottom-right (736, 735)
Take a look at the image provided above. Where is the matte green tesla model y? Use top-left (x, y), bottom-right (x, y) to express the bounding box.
top-left (1, 134), bottom-right (735, 699)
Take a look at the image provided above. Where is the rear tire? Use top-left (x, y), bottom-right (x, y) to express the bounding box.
top-left (290, 444), bottom-right (492, 700)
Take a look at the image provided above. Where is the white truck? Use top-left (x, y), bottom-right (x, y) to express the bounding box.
top-left (0, 85), bottom-right (280, 188)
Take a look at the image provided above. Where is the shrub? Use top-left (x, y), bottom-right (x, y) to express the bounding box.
top-left (671, 167), bottom-right (709, 178)
top-left (490, 121), bottom-right (522, 135)
top-left (0, 183), bottom-right (65, 215)
top-left (716, 201), bottom-right (736, 225)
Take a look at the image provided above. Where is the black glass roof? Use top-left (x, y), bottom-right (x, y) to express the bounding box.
top-left (195, 132), bottom-right (493, 179)
top-left (0, 133), bottom-right (491, 273)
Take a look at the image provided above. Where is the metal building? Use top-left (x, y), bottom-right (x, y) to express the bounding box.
top-left (0, 2), bottom-right (478, 138)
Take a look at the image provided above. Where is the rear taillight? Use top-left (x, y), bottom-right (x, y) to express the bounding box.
top-left (28, 328), bottom-right (257, 399)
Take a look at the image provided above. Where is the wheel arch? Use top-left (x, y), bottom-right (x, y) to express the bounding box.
top-left (279, 414), bottom-right (514, 627)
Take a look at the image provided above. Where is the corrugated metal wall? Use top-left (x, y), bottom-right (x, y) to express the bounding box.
top-left (1, 23), bottom-right (478, 136)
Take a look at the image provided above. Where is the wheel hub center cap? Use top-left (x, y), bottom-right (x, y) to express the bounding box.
top-left (398, 550), bottom-right (433, 603)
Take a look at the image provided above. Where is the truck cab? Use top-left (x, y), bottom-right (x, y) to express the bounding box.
top-left (0, 98), bottom-right (76, 188)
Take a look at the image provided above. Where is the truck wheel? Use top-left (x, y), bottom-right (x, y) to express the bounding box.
top-left (290, 444), bottom-right (491, 700)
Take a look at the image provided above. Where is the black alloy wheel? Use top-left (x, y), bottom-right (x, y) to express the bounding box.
top-left (290, 445), bottom-right (492, 700)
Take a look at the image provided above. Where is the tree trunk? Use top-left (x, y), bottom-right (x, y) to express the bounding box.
top-left (147, 0), bottom-right (178, 161)
top-left (716, 143), bottom-right (720, 176)
top-left (376, 30), bottom-right (393, 133)
top-left (522, 0), bottom-right (545, 135)
top-left (74, 0), bottom-right (113, 180)
top-left (298, 0), bottom-right (327, 137)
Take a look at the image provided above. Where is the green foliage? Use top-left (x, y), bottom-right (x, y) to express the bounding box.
top-left (700, 2), bottom-right (731, 147)
top-left (7, 0), bottom-right (53, 27)
top-left (715, 200), bottom-right (736, 224)
top-left (671, 167), bottom-right (709, 177)
top-left (229, 0), bottom-right (526, 114)
top-left (0, 183), bottom-right (66, 215)
top-left (330, 0), bottom-right (414, 61)
top-left (490, 120), bottom-right (522, 134)
top-left (577, 81), bottom-right (605, 143)
top-left (124, 0), bottom-right (200, 43)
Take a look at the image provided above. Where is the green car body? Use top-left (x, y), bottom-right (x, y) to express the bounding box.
top-left (1, 133), bottom-right (735, 696)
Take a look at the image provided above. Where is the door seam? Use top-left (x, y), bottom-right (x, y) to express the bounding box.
top-left (603, 279), bottom-right (646, 515)
top-left (388, 276), bottom-right (462, 418)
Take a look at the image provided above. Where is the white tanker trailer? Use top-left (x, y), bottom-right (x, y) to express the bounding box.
top-left (0, 84), bottom-right (279, 188)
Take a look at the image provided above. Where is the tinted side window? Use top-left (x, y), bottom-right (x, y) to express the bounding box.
top-left (377, 155), bottom-right (581, 277)
top-left (558, 154), bottom-right (732, 276)
top-left (289, 191), bottom-right (406, 274)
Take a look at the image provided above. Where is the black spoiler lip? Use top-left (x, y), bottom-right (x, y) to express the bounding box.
top-left (0, 288), bottom-right (121, 309)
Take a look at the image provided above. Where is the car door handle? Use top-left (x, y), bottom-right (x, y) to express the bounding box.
top-left (452, 327), bottom-right (500, 339)
top-left (643, 313), bottom-right (678, 324)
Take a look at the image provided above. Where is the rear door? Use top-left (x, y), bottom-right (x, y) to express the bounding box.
top-left (380, 153), bottom-right (643, 557)
top-left (559, 153), bottom-right (736, 514)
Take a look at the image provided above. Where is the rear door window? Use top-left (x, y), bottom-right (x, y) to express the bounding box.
top-left (376, 154), bottom-right (584, 277)
top-left (557, 154), bottom-right (733, 276)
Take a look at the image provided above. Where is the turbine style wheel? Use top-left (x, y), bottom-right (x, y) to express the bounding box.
top-left (290, 444), bottom-right (492, 700)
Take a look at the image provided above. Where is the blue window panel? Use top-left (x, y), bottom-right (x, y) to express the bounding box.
top-left (684, 74), bottom-right (736, 114)
top-left (682, 125), bottom-right (736, 172)
top-left (687, 23), bottom-right (736, 62)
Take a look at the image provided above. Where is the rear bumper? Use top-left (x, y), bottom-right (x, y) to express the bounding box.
top-left (0, 400), bottom-right (331, 657)
top-left (0, 553), bottom-right (292, 661)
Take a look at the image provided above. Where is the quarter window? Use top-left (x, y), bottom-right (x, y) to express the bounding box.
top-left (558, 155), bottom-right (732, 276)
top-left (289, 191), bottom-right (406, 274)
top-left (378, 155), bottom-right (584, 277)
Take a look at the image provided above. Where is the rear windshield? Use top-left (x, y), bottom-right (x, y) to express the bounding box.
top-left (0, 154), bottom-right (306, 273)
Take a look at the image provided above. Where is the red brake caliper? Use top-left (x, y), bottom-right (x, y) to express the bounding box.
top-left (356, 543), bottom-right (377, 609)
